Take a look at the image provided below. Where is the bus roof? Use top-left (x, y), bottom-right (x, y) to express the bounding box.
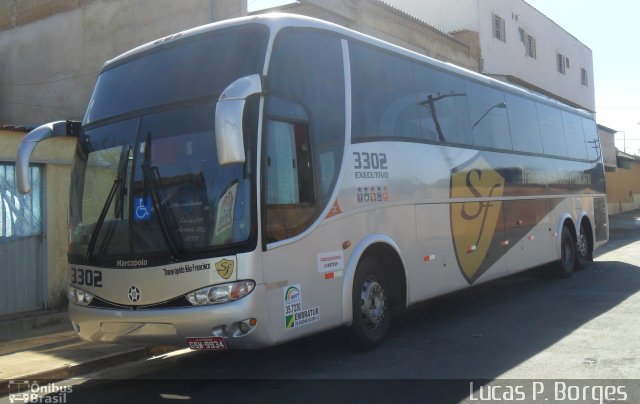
top-left (105, 13), bottom-right (593, 119)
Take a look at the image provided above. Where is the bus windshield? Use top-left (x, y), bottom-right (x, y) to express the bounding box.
top-left (68, 24), bottom-right (267, 264)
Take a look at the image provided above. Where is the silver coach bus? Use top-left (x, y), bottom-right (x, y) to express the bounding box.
top-left (16, 14), bottom-right (608, 350)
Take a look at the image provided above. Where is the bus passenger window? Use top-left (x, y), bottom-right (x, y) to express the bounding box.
top-left (350, 43), bottom-right (420, 140)
top-left (413, 63), bottom-right (471, 145)
top-left (563, 111), bottom-right (588, 160)
top-left (537, 102), bottom-right (568, 157)
top-left (466, 81), bottom-right (512, 150)
top-left (582, 118), bottom-right (600, 161)
top-left (505, 93), bottom-right (543, 154)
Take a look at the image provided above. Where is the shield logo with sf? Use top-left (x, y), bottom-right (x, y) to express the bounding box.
top-left (450, 156), bottom-right (505, 284)
top-left (215, 259), bottom-right (234, 280)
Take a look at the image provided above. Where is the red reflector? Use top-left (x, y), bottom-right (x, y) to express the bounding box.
top-left (324, 272), bottom-right (334, 280)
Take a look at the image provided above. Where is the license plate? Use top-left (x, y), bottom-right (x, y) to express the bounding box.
top-left (186, 336), bottom-right (228, 350)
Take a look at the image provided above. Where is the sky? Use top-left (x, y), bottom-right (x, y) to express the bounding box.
top-left (249, 0), bottom-right (640, 155)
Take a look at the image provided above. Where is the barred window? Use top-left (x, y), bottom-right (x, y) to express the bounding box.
top-left (557, 53), bottom-right (566, 74)
top-left (0, 163), bottom-right (42, 239)
top-left (493, 15), bottom-right (506, 42)
top-left (526, 35), bottom-right (536, 59)
top-left (581, 68), bottom-right (589, 86)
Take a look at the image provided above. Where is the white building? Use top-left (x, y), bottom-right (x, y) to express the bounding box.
top-left (385, 0), bottom-right (595, 112)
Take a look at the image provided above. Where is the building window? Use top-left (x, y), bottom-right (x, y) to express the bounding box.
top-left (525, 35), bottom-right (536, 58)
top-left (581, 68), bottom-right (589, 86)
top-left (565, 57), bottom-right (570, 69)
top-left (493, 15), bottom-right (506, 42)
top-left (557, 53), bottom-right (566, 74)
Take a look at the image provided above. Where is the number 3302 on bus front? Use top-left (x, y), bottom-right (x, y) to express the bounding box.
top-left (70, 267), bottom-right (103, 287)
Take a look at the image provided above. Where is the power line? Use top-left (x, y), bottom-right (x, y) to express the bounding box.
top-left (0, 71), bottom-right (98, 87)
top-left (2, 100), bottom-right (85, 112)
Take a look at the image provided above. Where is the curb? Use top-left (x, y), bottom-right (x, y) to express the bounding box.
top-left (0, 311), bottom-right (69, 344)
top-left (0, 345), bottom-right (173, 396)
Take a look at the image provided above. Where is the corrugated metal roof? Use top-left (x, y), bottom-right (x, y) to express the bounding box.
top-left (373, 0), bottom-right (461, 42)
top-left (617, 150), bottom-right (640, 161)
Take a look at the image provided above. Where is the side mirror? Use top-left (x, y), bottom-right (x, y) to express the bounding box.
top-left (215, 74), bottom-right (263, 165)
top-left (16, 120), bottom-right (80, 194)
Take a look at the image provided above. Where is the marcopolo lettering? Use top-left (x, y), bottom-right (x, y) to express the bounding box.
top-left (116, 259), bottom-right (148, 268)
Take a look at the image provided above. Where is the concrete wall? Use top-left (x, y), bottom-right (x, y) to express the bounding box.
top-left (0, 130), bottom-right (76, 308)
top-left (606, 158), bottom-right (640, 215)
top-left (385, 0), bottom-right (595, 112)
top-left (0, 0), bottom-right (246, 126)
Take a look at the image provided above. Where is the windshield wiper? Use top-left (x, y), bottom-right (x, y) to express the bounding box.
top-left (84, 146), bottom-right (132, 262)
top-left (84, 178), bottom-right (121, 263)
top-left (141, 131), bottom-right (184, 260)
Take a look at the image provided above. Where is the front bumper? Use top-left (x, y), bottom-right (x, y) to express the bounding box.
top-left (68, 283), bottom-right (274, 349)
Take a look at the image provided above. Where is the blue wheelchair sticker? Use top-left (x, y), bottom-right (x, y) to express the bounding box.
top-left (134, 196), bottom-right (152, 221)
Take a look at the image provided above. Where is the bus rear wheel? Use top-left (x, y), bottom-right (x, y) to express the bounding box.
top-left (576, 222), bottom-right (592, 269)
top-left (348, 258), bottom-right (391, 350)
top-left (553, 226), bottom-right (576, 278)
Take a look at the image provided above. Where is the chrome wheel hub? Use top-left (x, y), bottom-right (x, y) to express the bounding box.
top-left (577, 233), bottom-right (588, 257)
top-left (360, 277), bottom-right (385, 330)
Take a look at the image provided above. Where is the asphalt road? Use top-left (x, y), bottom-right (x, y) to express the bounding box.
top-left (25, 219), bottom-right (640, 403)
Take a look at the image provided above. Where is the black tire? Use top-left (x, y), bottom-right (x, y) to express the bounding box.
top-left (553, 226), bottom-right (576, 278)
top-left (576, 222), bottom-right (592, 269)
top-left (348, 257), bottom-right (391, 350)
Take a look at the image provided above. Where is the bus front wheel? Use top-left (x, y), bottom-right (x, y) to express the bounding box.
top-left (348, 257), bottom-right (391, 350)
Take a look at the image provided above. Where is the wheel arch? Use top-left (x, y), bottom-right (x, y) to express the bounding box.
top-left (342, 234), bottom-right (408, 326)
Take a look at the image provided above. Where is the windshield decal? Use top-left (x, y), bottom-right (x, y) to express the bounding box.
top-left (134, 196), bottom-right (153, 221)
top-left (215, 259), bottom-right (234, 280)
top-left (214, 182), bottom-right (238, 238)
top-left (162, 262), bottom-right (212, 277)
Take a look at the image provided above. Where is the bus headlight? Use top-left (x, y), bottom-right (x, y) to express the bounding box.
top-left (186, 281), bottom-right (255, 306)
top-left (68, 286), bottom-right (94, 306)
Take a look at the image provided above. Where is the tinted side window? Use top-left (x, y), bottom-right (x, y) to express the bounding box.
top-left (562, 112), bottom-right (588, 159)
top-left (505, 94), bottom-right (543, 153)
top-left (466, 81), bottom-right (512, 150)
top-left (582, 118), bottom-right (600, 161)
top-left (350, 43), bottom-right (419, 140)
top-left (413, 64), bottom-right (471, 144)
top-left (536, 103), bottom-right (568, 157)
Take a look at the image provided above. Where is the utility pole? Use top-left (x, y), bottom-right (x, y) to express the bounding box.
top-left (618, 131), bottom-right (626, 153)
